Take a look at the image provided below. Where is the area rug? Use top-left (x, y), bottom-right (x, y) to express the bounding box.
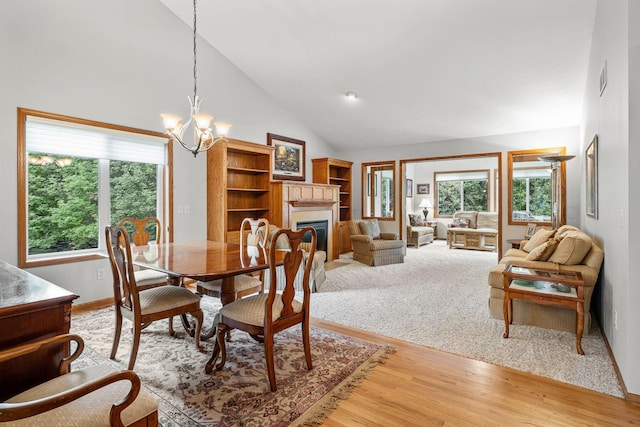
top-left (71, 301), bottom-right (393, 426)
top-left (311, 240), bottom-right (623, 397)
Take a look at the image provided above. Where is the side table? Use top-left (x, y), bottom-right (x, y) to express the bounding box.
top-left (506, 239), bottom-right (522, 249)
top-left (502, 264), bottom-right (585, 354)
top-left (425, 221), bottom-right (438, 239)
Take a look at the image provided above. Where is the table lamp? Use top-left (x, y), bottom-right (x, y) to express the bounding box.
top-left (418, 198), bottom-right (433, 219)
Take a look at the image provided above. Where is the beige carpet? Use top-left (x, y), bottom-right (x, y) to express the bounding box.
top-left (311, 240), bottom-right (623, 397)
top-left (71, 303), bottom-right (393, 426)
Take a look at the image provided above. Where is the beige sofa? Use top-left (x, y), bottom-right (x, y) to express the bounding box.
top-left (447, 211), bottom-right (498, 251)
top-left (487, 225), bottom-right (604, 333)
top-left (349, 219), bottom-right (405, 266)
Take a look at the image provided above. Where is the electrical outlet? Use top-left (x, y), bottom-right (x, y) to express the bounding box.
top-left (614, 310), bottom-right (618, 330)
top-left (97, 268), bottom-right (106, 280)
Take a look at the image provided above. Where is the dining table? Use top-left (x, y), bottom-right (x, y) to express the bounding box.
top-left (130, 240), bottom-right (286, 339)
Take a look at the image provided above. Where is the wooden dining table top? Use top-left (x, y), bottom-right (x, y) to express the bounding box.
top-left (130, 240), bottom-right (286, 282)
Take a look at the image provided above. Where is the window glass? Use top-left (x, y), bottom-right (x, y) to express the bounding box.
top-left (19, 109), bottom-right (170, 266)
top-left (435, 170), bottom-right (489, 216)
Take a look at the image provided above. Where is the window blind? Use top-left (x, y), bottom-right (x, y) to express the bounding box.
top-left (26, 116), bottom-right (166, 165)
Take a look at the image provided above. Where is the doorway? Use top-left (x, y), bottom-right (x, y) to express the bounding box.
top-left (400, 152), bottom-right (502, 257)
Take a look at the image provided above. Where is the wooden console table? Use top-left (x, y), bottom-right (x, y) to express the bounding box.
top-left (0, 260), bottom-right (78, 400)
top-left (502, 264), bottom-right (584, 354)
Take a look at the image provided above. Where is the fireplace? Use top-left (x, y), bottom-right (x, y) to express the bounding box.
top-left (296, 220), bottom-right (328, 254)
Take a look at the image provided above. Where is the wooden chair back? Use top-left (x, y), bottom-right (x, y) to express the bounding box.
top-left (239, 217), bottom-right (269, 267)
top-left (118, 217), bottom-right (161, 246)
top-left (266, 226), bottom-right (316, 323)
top-left (106, 225), bottom-right (141, 314)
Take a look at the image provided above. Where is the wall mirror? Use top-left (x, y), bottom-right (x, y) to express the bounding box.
top-left (508, 147), bottom-right (567, 226)
top-left (362, 161), bottom-right (395, 220)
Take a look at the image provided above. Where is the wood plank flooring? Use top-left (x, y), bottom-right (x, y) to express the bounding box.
top-left (312, 318), bottom-right (640, 426)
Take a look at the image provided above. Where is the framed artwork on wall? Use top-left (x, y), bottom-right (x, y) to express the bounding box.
top-left (525, 223), bottom-right (537, 239)
top-left (586, 134), bottom-right (598, 219)
top-left (406, 179), bottom-right (413, 198)
top-left (417, 183), bottom-right (430, 195)
top-left (267, 133), bottom-right (305, 181)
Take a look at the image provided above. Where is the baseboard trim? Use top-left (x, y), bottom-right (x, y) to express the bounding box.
top-left (600, 323), bottom-right (640, 405)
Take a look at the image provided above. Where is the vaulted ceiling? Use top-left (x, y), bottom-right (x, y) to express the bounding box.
top-left (159, 0), bottom-right (597, 150)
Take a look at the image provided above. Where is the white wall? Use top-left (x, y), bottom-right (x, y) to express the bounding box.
top-left (0, 0), bottom-right (336, 304)
top-left (580, 0), bottom-right (638, 395)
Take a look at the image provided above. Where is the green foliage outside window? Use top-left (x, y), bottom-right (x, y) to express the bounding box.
top-left (110, 160), bottom-right (158, 241)
top-left (28, 154), bottom-right (99, 254)
top-left (437, 179), bottom-right (488, 216)
top-left (28, 154), bottom-right (158, 255)
top-left (512, 177), bottom-right (551, 218)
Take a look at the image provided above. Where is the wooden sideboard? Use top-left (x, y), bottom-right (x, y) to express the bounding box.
top-left (0, 260), bottom-right (78, 400)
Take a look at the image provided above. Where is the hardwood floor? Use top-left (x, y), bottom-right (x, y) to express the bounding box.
top-left (312, 318), bottom-right (640, 426)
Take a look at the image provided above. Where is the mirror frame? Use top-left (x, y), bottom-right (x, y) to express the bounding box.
top-left (507, 147), bottom-right (567, 226)
top-left (361, 161), bottom-right (396, 221)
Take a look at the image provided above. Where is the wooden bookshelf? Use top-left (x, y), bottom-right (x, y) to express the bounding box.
top-left (312, 158), bottom-right (353, 254)
top-left (207, 139), bottom-right (274, 244)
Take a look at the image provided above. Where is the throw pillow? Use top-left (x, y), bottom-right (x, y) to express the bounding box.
top-left (522, 228), bottom-right (555, 253)
top-left (555, 224), bottom-right (580, 238)
top-left (408, 214), bottom-right (425, 227)
top-left (359, 220), bottom-right (381, 239)
top-left (526, 237), bottom-right (561, 261)
top-left (451, 218), bottom-right (470, 228)
top-left (548, 231), bottom-right (593, 265)
top-left (453, 211), bottom-right (478, 229)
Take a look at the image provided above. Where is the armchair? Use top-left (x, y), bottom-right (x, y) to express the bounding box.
top-left (348, 219), bottom-right (405, 266)
top-left (0, 334), bottom-right (158, 426)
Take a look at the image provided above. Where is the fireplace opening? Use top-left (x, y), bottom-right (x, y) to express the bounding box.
top-left (296, 220), bottom-right (328, 256)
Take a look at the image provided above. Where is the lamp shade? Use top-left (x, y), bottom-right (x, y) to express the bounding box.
top-left (418, 198), bottom-right (433, 208)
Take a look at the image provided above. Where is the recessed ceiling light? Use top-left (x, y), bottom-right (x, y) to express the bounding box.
top-left (345, 91), bottom-right (358, 100)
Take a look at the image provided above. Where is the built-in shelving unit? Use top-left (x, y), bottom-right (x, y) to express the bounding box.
top-left (207, 139), bottom-right (274, 244)
top-left (311, 158), bottom-right (353, 254)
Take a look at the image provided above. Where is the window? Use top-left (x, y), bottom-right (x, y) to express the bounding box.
top-left (507, 148), bottom-right (566, 225)
top-left (18, 108), bottom-right (172, 267)
top-left (511, 167), bottom-right (551, 221)
top-left (434, 170), bottom-right (489, 216)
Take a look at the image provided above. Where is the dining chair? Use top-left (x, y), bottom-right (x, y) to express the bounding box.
top-left (0, 334), bottom-right (158, 426)
top-left (106, 225), bottom-right (203, 370)
top-left (196, 217), bottom-right (269, 340)
top-left (205, 226), bottom-right (316, 392)
top-left (118, 217), bottom-right (168, 290)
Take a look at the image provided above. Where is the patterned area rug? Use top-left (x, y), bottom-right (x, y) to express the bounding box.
top-left (71, 300), bottom-right (392, 426)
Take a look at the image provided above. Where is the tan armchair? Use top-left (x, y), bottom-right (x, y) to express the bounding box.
top-left (0, 334), bottom-right (158, 426)
top-left (348, 219), bottom-right (405, 266)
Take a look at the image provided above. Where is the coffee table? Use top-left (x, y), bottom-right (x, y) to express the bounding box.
top-left (502, 264), bottom-right (585, 354)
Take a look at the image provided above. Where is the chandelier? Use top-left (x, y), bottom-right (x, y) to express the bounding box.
top-left (161, 0), bottom-right (231, 157)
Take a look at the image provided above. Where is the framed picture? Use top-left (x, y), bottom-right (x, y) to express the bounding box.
top-left (525, 223), bottom-right (537, 239)
top-left (586, 134), bottom-right (598, 218)
top-left (406, 179), bottom-right (413, 198)
top-left (417, 183), bottom-right (430, 195)
top-left (267, 133), bottom-right (305, 181)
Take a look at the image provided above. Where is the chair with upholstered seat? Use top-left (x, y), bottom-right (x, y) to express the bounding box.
top-left (0, 334), bottom-right (158, 426)
top-left (205, 227), bottom-right (316, 392)
top-left (196, 218), bottom-right (269, 339)
top-left (349, 218), bottom-right (405, 266)
top-left (118, 217), bottom-right (168, 290)
top-left (106, 225), bottom-right (203, 370)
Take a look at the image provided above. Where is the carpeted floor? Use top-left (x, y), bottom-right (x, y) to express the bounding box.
top-left (311, 240), bottom-right (623, 397)
top-left (71, 303), bottom-right (392, 426)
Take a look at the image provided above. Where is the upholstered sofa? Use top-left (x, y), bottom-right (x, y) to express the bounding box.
top-left (447, 211), bottom-right (498, 251)
top-left (406, 213), bottom-right (434, 247)
top-left (348, 219), bottom-right (405, 266)
top-left (487, 225), bottom-right (604, 333)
